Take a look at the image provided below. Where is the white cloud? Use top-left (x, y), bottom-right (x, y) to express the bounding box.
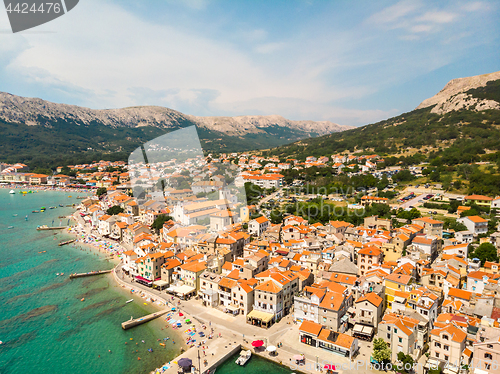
top-left (416, 11), bottom-right (457, 24)
top-left (254, 42), bottom-right (286, 54)
top-left (367, 0), bottom-right (421, 27)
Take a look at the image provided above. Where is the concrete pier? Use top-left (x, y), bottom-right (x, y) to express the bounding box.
top-left (69, 270), bottom-right (112, 279)
top-left (37, 226), bottom-right (68, 230)
top-left (58, 239), bottom-right (76, 246)
top-left (121, 310), bottom-right (169, 330)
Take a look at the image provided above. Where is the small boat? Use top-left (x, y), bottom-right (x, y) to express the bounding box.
top-left (126, 299), bottom-right (134, 304)
top-left (38, 251), bottom-right (46, 254)
top-left (9, 190), bottom-right (15, 194)
top-left (235, 350), bottom-right (251, 366)
top-left (68, 196), bottom-right (72, 198)
top-left (56, 273), bottom-right (60, 276)
top-left (13, 214), bottom-right (17, 217)
top-left (59, 204), bottom-right (64, 207)
top-left (7, 226), bottom-right (14, 229)
top-left (32, 210), bottom-right (40, 213)
top-left (49, 206), bottom-right (57, 209)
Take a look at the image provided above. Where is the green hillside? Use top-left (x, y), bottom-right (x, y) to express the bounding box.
top-left (0, 117), bottom-right (320, 169)
top-left (268, 79), bottom-right (500, 164)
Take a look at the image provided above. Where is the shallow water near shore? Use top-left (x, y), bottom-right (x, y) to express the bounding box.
top-left (215, 350), bottom-right (295, 374)
top-left (0, 190), bottom-right (181, 374)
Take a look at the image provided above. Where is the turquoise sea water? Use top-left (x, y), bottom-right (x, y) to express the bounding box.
top-left (215, 351), bottom-right (295, 374)
top-left (0, 190), bottom-right (181, 374)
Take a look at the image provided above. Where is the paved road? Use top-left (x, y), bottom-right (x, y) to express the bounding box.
top-left (257, 187), bottom-right (284, 209)
top-left (400, 194), bottom-right (426, 209)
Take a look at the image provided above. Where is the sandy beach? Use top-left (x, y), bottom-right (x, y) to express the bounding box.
top-left (0, 184), bottom-right (94, 193)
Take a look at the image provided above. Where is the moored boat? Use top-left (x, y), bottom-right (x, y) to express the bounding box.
top-left (9, 190), bottom-right (15, 194)
top-left (235, 350), bottom-right (251, 366)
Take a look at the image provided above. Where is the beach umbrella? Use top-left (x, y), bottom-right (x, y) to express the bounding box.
top-left (251, 340), bottom-right (264, 347)
top-left (177, 358), bottom-right (192, 368)
top-left (266, 345), bottom-right (277, 352)
top-left (177, 323), bottom-right (182, 327)
top-left (179, 312), bottom-right (184, 316)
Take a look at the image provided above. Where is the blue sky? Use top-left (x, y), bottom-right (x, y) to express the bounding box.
top-left (0, 0), bottom-right (499, 127)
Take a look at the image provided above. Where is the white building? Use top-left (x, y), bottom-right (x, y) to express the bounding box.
top-left (455, 231), bottom-right (474, 244)
top-left (248, 216), bottom-right (270, 236)
top-left (458, 216), bottom-right (488, 236)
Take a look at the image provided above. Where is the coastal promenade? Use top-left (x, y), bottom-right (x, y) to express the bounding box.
top-left (112, 265), bottom-right (379, 374)
top-left (69, 197), bottom-right (378, 374)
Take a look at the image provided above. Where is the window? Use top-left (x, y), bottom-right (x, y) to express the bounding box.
top-left (442, 334), bottom-right (448, 340)
top-left (485, 353), bottom-right (493, 360)
top-left (444, 345), bottom-right (449, 351)
top-left (486, 364), bottom-right (491, 370)
top-left (387, 333), bottom-right (391, 339)
top-left (444, 355), bottom-right (448, 361)
top-left (435, 342), bottom-right (441, 348)
top-left (435, 352), bottom-right (439, 358)
top-left (398, 337), bottom-right (403, 343)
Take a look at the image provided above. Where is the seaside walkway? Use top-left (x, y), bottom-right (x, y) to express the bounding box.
top-left (121, 310), bottom-right (169, 330)
top-left (112, 265), bottom-right (380, 374)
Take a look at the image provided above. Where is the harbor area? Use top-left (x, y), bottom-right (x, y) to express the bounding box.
top-left (158, 337), bottom-right (241, 374)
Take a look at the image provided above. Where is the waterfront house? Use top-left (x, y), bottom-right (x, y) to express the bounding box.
top-left (179, 261), bottom-right (207, 291)
top-left (429, 324), bottom-right (467, 372)
top-left (378, 313), bottom-right (419, 361)
top-left (350, 292), bottom-right (384, 341)
top-left (298, 320), bottom-right (358, 359)
top-left (294, 284), bottom-right (351, 333)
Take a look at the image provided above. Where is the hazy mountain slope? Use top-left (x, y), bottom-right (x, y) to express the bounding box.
top-left (0, 91), bottom-right (352, 168)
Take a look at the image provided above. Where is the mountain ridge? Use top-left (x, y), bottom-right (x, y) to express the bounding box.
top-left (0, 91), bottom-right (352, 136)
top-left (416, 70), bottom-right (500, 114)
